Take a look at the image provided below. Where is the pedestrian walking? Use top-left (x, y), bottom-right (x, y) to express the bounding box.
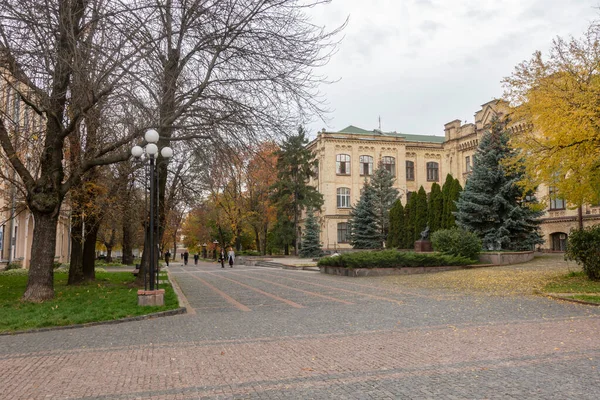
top-left (194, 253), bottom-right (199, 265)
top-left (219, 250), bottom-right (225, 268)
top-left (165, 250), bottom-right (171, 266)
top-left (183, 251), bottom-right (189, 266)
top-left (227, 247), bottom-right (235, 268)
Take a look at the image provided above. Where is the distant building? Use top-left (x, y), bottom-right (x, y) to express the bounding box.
top-left (307, 100), bottom-right (600, 251)
top-left (0, 68), bottom-right (70, 268)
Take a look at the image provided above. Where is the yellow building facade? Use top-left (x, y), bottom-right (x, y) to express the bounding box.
top-left (308, 100), bottom-right (600, 251)
top-left (1, 70), bottom-right (70, 268)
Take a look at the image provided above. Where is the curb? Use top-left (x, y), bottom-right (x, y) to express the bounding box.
top-left (0, 307), bottom-right (187, 336)
top-left (543, 293), bottom-right (600, 307)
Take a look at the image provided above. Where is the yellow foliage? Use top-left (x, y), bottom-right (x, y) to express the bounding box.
top-left (503, 24), bottom-right (600, 206)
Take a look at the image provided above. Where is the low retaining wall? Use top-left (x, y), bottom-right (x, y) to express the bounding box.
top-left (319, 265), bottom-right (485, 277)
top-left (478, 251), bottom-right (534, 265)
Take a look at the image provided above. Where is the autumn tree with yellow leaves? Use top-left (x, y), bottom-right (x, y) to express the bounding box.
top-left (502, 22), bottom-right (600, 212)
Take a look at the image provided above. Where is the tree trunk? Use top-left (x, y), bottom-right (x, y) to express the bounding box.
top-left (23, 211), bottom-right (59, 301)
top-left (121, 216), bottom-right (134, 265)
top-left (253, 227), bottom-right (261, 254)
top-left (262, 225), bottom-right (268, 255)
top-left (106, 246), bottom-right (112, 263)
top-left (83, 218), bottom-right (100, 281)
top-left (68, 214), bottom-right (84, 285)
top-left (135, 225), bottom-right (150, 286)
top-left (578, 206), bottom-right (584, 230)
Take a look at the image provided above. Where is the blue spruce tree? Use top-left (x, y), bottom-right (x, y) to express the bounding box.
top-left (349, 180), bottom-right (381, 249)
top-left (299, 207), bottom-right (323, 257)
top-left (455, 117), bottom-right (544, 250)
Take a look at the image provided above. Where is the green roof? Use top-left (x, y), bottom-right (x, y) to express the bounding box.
top-left (337, 125), bottom-right (445, 144)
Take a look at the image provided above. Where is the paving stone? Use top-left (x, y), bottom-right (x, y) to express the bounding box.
top-left (1, 258), bottom-right (599, 399)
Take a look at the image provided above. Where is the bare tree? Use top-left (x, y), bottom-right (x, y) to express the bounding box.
top-left (127, 0), bottom-right (344, 280)
top-left (0, 0), bottom-right (146, 300)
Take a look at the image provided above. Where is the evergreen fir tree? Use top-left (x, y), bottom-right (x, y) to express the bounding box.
top-left (445, 178), bottom-right (462, 228)
top-left (414, 186), bottom-right (429, 240)
top-left (441, 174), bottom-right (454, 229)
top-left (455, 117), bottom-right (544, 250)
top-left (299, 207), bottom-right (323, 257)
top-left (404, 192), bottom-right (417, 248)
top-left (371, 163), bottom-right (400, 245)
top-left (427, 182), bottom-right (443, 233)
top-left (386, 199), bottom-right (404, 248)
top-left (270, 126), bottom-right (323, 255)
top-left (349, 180), bottom-right (381, 249)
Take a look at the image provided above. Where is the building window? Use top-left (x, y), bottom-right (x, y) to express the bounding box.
top-left (406, 161), bottom-right (414, 181)
top-left (465, 156), bottom-right (471, 172)
top-left (549, 186), bottom-right (565, 210)
top-left (427, 162), bottom-right (439, 181)
top-left (406, 191), bottom-right (413, 202)
top-left (337, 222), bottom-right (349, 243)
top-left (336, 154), bottom-right (350, 175)
top-left (382, 156), bottom-right (396, 176)
top-left (337, 187), bottom-right (351, 208)
top-left (359, 155), bottom-right (373, 176)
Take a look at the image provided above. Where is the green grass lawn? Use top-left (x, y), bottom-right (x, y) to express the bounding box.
top-left (0, 272), bottom-right (179, 333)
top-left (543, 271), bottom-right (600, 304)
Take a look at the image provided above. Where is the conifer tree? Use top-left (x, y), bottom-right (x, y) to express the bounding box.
top-left (441, 174), bottom-right (454, 229)
top-left (371, 163), bottom-right (400, 245)
top-left (299, 207), bottom-right (323, 257)
top-left (427, 182), bottom-right (443, 233)
top-left (414, 186), bottom-right (429, 240)
top-left (349, 180), bottom-right (381, 249)
top-left (404, 192), bottom-right (417, 248)
top-left (446, 178), bottom-right (462, 228)
top-left (455, 117), bottom-right (544, 250)
top-left (386, 199), bottom-right (404, 248)
top-left (270, 127), bottom-right (323, 255)
top-left (442, 174), bottom-right (462, 229)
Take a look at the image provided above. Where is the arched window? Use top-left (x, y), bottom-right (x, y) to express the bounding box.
top-left (336, 154), bottom-right (350, 175)
top-left (359, 155), bottom-right (373, 176)
top-left (382, 156), bottom-right (396, 176)
top-left (426, 162), bottom-right (439, 181)
top-left (337, 222), bottom-right (349, 243)
top-left (337, 187), bottom-right (351, 208)
top-left (406, 160), bottom-right (414, 181)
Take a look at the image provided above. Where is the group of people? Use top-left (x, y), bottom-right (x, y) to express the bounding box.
top-left (163, 248), bottom-right (235, 268)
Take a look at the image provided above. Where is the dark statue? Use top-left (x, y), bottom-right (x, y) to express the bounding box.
top-left (420, 225), bottom-right (430, 240)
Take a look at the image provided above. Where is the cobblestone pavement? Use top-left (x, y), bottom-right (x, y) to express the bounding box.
top-left (2, 257), bottom-right (600, 399)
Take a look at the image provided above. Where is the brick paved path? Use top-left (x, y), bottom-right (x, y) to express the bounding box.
top-left (1, 259), bottom-right (600, 399)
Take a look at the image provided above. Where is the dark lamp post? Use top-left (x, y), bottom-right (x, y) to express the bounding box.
top-left (131, 129), bottom-right (172, 291)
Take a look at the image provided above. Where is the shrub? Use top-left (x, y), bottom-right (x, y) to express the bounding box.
top-left (239, 250), bottom-right (261, 256)
top-left (565, 225), bottom-right (600, 281)
top-left (4, 261), bottom-right (22, 271)
top-left (0, 268), bottom-right (28, 276)
top-left (431, 228), bottom-right (481, 261)
top-left (317, 249), bottom-right (472, 269)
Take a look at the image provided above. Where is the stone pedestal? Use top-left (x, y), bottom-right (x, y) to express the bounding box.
top-left (137, 289), bottom-right (165, 306)
top-left (414, 240), bottom-right (432, 252)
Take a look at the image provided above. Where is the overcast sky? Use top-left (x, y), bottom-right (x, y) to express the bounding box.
top-left (306, 0), bottom-right (597, 138)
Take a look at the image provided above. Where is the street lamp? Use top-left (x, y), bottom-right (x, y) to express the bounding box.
top-left (131, 129), bottom-right (173, 291)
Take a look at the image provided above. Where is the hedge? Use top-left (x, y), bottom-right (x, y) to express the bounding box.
top-left (317, 250), bottom-right (473, 269)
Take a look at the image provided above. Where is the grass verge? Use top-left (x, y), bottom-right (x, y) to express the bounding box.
top-left (542, 271), bottom-right (600, 304)
top-left (0, 272), bottom-right (179, 333)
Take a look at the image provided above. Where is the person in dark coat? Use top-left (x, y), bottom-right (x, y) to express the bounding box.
top-left (183, 251), bottom-right (189, 265)
top-left (219, 250), bottom-right (225, 268)
top-left (194, 253), bottom-right (199, 265)
top-left (165, 251), bottom-right (171, 267)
